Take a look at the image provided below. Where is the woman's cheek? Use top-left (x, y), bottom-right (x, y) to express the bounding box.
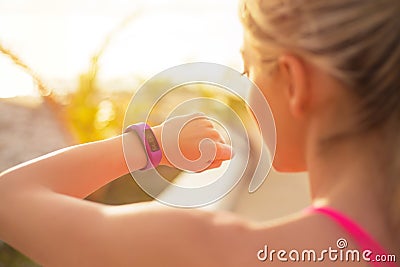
top-left (248, 81), bottom-right (277, 163)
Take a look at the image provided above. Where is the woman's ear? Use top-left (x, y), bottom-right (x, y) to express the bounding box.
top-left (278, 54), bottom-right (309, 118)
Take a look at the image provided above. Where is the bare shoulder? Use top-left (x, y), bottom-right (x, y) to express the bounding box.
top-left (102, 203), bottom-right (362, 267)
top-left (181, 208), bottom-right (364, 267)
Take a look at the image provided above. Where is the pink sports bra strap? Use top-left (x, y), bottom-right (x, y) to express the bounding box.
top-left (308, 206), bottom-right (397, 267)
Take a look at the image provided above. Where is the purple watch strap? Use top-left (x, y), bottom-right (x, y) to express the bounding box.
top-left (124, 123), bottom-right (162, 170)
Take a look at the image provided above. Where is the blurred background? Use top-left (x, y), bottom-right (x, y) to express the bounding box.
top-left (0, 0), bottom-right (309, 266)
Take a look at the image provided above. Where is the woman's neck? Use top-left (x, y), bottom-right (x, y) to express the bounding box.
top-left (306, 126), bottom-right (400, 251)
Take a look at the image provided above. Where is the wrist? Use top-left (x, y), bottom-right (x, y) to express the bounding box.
top-left (152, 125), bottom-right (170, 167)
top-left (122, 132), bottom-right (147, 170)
top-left (124, 123), bottom-right (162, 170)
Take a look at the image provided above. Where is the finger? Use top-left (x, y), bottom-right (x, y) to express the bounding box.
top-left (184, 114), bottom-right (215, 129)
top-left (214, 142), bottom-right (233, 161)
top-left (216, 132), bottom-right (226, 144)
top-left (207, 161), bottom-right (223, 170)
top-left (199, 118), bottom-right (214, 128)
top-left (218, 133), bottom-right (227, 144)
top-left (207, 129), bottom-right (222, 141)
top-left (206, 128), bottom-right (228, 144)
top-left (187, 112), bottom-right (207, 121)
top-left (195, 160), bottom-right (223, 172)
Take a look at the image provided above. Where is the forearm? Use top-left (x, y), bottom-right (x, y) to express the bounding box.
top-left (0, 132), bottom-right (146, 199)
top-left (0, 114), bottom-right (232, 266)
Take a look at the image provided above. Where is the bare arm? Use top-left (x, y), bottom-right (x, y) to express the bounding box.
top-left (0, 133), bottom-right (144, 199)
top-left (0, 114), bottom-right (233, 266)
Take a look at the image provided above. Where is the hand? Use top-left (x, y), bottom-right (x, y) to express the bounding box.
top-left (152, 113), bottom-right (233, 172)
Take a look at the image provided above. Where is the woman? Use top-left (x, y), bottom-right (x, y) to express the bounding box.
top-left (1, 0), bottom-right (399, 266)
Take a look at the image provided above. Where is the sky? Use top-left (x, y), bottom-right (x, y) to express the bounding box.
top-left (0, 0), bottom-right (243, 97)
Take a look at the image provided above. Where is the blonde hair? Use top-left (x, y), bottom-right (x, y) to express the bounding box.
top-left (240, 0), bottom-right (400, 241)
top-left (240, 0), bottom-right (400, 129)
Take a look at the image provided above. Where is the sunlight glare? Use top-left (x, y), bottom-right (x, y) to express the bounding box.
top-left (0, 0), bottom-right (242, 97)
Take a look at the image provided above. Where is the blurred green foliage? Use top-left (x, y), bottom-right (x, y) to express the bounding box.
top-left (0, 242), bottom-right (40, 267)
top-left (64, 59), bottom-right (131, 143)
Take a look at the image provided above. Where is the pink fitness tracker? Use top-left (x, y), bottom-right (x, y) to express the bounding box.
top-left (124, 123), bottom-right (162, 170)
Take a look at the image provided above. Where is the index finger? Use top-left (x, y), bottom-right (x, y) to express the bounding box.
top-left (214, 142), bottom-right (234, 161)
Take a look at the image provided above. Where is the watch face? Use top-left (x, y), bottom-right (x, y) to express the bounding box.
top-left (145, 128), bottom-right (160, 152)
